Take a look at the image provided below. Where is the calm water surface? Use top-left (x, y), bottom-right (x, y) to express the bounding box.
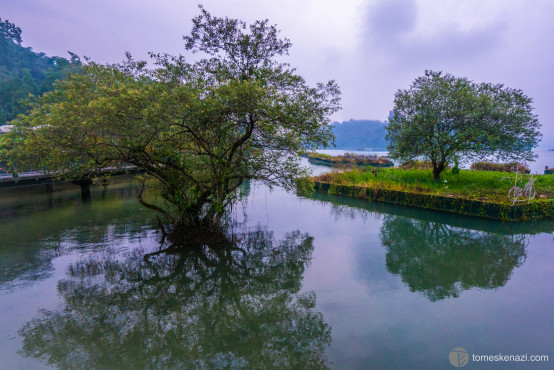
top-left (0, 173), bottom-right (553, 369)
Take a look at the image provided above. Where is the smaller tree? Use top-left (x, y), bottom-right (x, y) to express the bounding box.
top-left (386, 70), bottom-right (541, 180)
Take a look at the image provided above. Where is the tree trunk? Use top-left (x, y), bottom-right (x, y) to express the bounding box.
top-left (432, 164), bottom-right (445, 181)
top-left (79, 180), bottom-right (92, 200)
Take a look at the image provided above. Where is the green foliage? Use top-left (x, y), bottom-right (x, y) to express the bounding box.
top-left (295, 176), bottom-right (315, 195)
top-left (451, 157), bottom-right (460, 175)
top-left (399, 160), bottom-right (435, 170)
top-left (386, 70), bottom-right (542, 180)
top-left (1, 8), bottom-right (340, 228)
top-left (314, 168), bottom-right (554, 203)
top-left (0, 18), bottom-right (81, 125)
top-left (0, 18), bottom-right (21, 44)
top-left (470, 161), bottom-right (530, 173)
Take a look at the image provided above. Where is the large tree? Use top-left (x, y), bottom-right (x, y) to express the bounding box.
top-left (1, 8), bottom-right (340, 231)
top-left (386, 70), bottom-right (541, 180)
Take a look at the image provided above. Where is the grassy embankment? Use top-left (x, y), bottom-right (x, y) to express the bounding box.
top-left (303, 152), bottom-right (393, 167)
top-left (313, 167), bottom-right (554, 203)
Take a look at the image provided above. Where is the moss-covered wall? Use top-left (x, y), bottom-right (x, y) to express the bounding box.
top-left (313, 181), bottom-right (554, 221)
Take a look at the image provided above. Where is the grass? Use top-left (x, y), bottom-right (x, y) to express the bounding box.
top-left (313, 167), bottom-right (554, 203)
top-left (470, 161), bottom-right (530, 173)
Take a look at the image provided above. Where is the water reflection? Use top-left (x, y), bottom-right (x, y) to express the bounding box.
top-left (309, 191), bottom-right (554, 236)
top-left (307, 192), bottom-right (532, 301)
top-left (0, 193), bottom-right (154, 293)
top-left (380, 216), bottom-right (528, 301)
top-left (18, 227), bottom-right (331, 369)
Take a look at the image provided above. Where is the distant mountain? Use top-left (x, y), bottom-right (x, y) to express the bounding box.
top-left (329, 119), bottom-right (388, 150)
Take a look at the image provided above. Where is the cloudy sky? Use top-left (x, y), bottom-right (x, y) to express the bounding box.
top-left (3, 0), bottom-right (553, 147)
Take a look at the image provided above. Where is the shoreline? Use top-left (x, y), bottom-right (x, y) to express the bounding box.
top-left (312, 181), bottom-right (554, 221)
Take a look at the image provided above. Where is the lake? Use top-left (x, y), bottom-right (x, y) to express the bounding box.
top-left (0, 169), bottom-right (552, 368)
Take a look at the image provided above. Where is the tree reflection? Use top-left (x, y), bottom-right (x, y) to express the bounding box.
top-left (0, 198), bottom-right (155, 292)
top-left (380, 215), bottom-right (528, 301)
top-left (19, 228), bottom-right (331, 369)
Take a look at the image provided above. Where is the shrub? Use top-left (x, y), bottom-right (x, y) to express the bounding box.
top-left (470, 161), bottom-right (529, 173)
top-left (399, 160), bottom-right (434, 170)
top-left (342, 152), bottom-right (393, 165)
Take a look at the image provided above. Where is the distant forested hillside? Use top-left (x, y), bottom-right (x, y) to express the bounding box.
top-left (330, 119), bottom-right (388, 150)
top-left (0, 18), bottom-right (81, 125)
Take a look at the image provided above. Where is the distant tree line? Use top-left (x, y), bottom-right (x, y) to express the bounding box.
top-left (0, 18), bottom-right (81, 125)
